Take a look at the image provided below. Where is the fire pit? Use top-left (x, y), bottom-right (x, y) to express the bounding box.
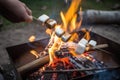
top-left (6, 0), bottom-right (120, 80)
top-left (6, 31), bottom-right (120, 80)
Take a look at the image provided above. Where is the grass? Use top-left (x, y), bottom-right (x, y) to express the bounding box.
top-left (21, 0), bottom-right (67, 19)
top-left (0, 0), bottom-right (120, 30)
top-left (82, 0), bottom-right (120, 10)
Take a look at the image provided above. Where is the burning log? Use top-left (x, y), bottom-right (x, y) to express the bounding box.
top-left (17, 55), bottom-right (49, 74)
top-left (27, 50), bottom-right (115, 80)
top-left (82, 10), bottom-right (120, 24)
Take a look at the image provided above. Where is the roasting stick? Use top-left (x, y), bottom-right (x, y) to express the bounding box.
top-left (43, 66), bottom-right (120, 73)
top-left (33, 16), bottom-right (38, 20)
top-left (17, 55), bottom-right (49, 74)
top-left (87, 44), bottom-right (108, 51)
top-left (33, 17), bottom-right (40, 23)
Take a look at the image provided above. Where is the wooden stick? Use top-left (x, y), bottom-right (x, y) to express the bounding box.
top-left (43, 66), bottom-right (120, 73)
top-left (86, 44), bottom-right (108, 51)
top-left (92, 44), bottom-right (108, 49)
top-left (17, 55), bottom-right (49, 74)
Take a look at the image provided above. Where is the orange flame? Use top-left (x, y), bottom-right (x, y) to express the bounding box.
top-left (70, 14), bottom-right (77, 32)
top-left (47, 0), bottom-right (82, 64)
top-left (29, 35), bottom-right (36, 42)
top-left (84, 27), bottom-right (92, 40)
top-left (46, 29), bottom-right (52, 35)
top-left (69, 33), bottom-right (78, 41)
top-left (60, 11), bottom-right (67, 31)
top-left (30, 50), bottom-right (39, 58)
top-left (65, 0), bottom-right (82, 27)
top-left (48, 33), bottom-right (63, 64)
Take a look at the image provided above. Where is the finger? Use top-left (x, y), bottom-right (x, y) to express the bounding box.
top-left (23, 4), bottom-right (33, 22)
top-left (20, 3), bottom-right (33, 22)
top-left (25, 7), bottom-right (32, 16)
top-left (21, 2), bottom-right (32, 16)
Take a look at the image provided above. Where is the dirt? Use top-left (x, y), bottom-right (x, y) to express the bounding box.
top-left (0, 23), bottom-right (120, 65)
top-left (0, 23), bottom-right (49, 65)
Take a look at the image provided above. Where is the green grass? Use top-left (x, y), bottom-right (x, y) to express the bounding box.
top-left (82, 0), bottom-right (120, 10)
top-left (21, 0), bottom-right (67, 19)
top-left (0, 0), bottom-right (67, 30)
top-left (0, 0), bottom-right (120, 30)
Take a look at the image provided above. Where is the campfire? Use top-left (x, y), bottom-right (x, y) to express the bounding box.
top-left (6, 0), bottom-right (120, 80)
top-left (22, 0), bottom-right (119, 79)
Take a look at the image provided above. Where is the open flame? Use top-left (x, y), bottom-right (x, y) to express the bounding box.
top-left (28, 0), bottom-right (91, 64)
top-left (30, 50), bottom-right (39, 58)
top-left (26, 1), bottom-right (114, 79)
top-left (46, 0), bottom-right (87, 64)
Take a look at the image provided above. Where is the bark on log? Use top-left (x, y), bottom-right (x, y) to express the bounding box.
top-left (81, 10), bottom-right (120, 24)
top-left (17, 55), bottom-right (49, 74)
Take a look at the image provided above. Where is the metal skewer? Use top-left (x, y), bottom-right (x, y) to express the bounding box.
top-left (42, 66), bottom-right (120, 73)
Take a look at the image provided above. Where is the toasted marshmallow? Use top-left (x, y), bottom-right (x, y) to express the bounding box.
top-left (61, 33), bottom-right (71, 42)
top-left (55, 27), bottom-right (65, 37)
top-left (46, 19), bottom-right (57, 29)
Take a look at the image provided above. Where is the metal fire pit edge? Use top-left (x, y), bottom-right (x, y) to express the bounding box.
top-left (6, 31), bottom-right (120, 80)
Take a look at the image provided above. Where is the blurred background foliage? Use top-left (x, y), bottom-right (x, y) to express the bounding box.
top-left (0, 0), bottom-right (120, 30)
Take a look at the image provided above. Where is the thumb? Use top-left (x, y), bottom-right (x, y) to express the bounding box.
top-left (25, 15), bottom-right (33, 23)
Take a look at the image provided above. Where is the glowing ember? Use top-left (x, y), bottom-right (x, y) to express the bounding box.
top-left (29, 35), bottom-right (36, 42)
top-left (30, 50), bottom-right (39, 58)
top-left (46, 29), bottom-right (52, 35)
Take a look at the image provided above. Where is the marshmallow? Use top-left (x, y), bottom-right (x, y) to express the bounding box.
top-left (75, 38), bottom-right (88, 54)
top-left (38, 14), bottom-right (49, 23)
top-left (61, 33), bottom-right (71, 42)
top-left (75, 44), bottom-right (86, 54)
top-left (46, 19), bottom-right (57, 29)
top-left (55, 27), bottom-right (65, 37)
top-left (89, 40), bottom-right (97, 47)
top-left (78, 38), bottom-right (88, 46)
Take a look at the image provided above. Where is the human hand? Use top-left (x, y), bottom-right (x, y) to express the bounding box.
top-left (0, 0), bottom-right (33, 23)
